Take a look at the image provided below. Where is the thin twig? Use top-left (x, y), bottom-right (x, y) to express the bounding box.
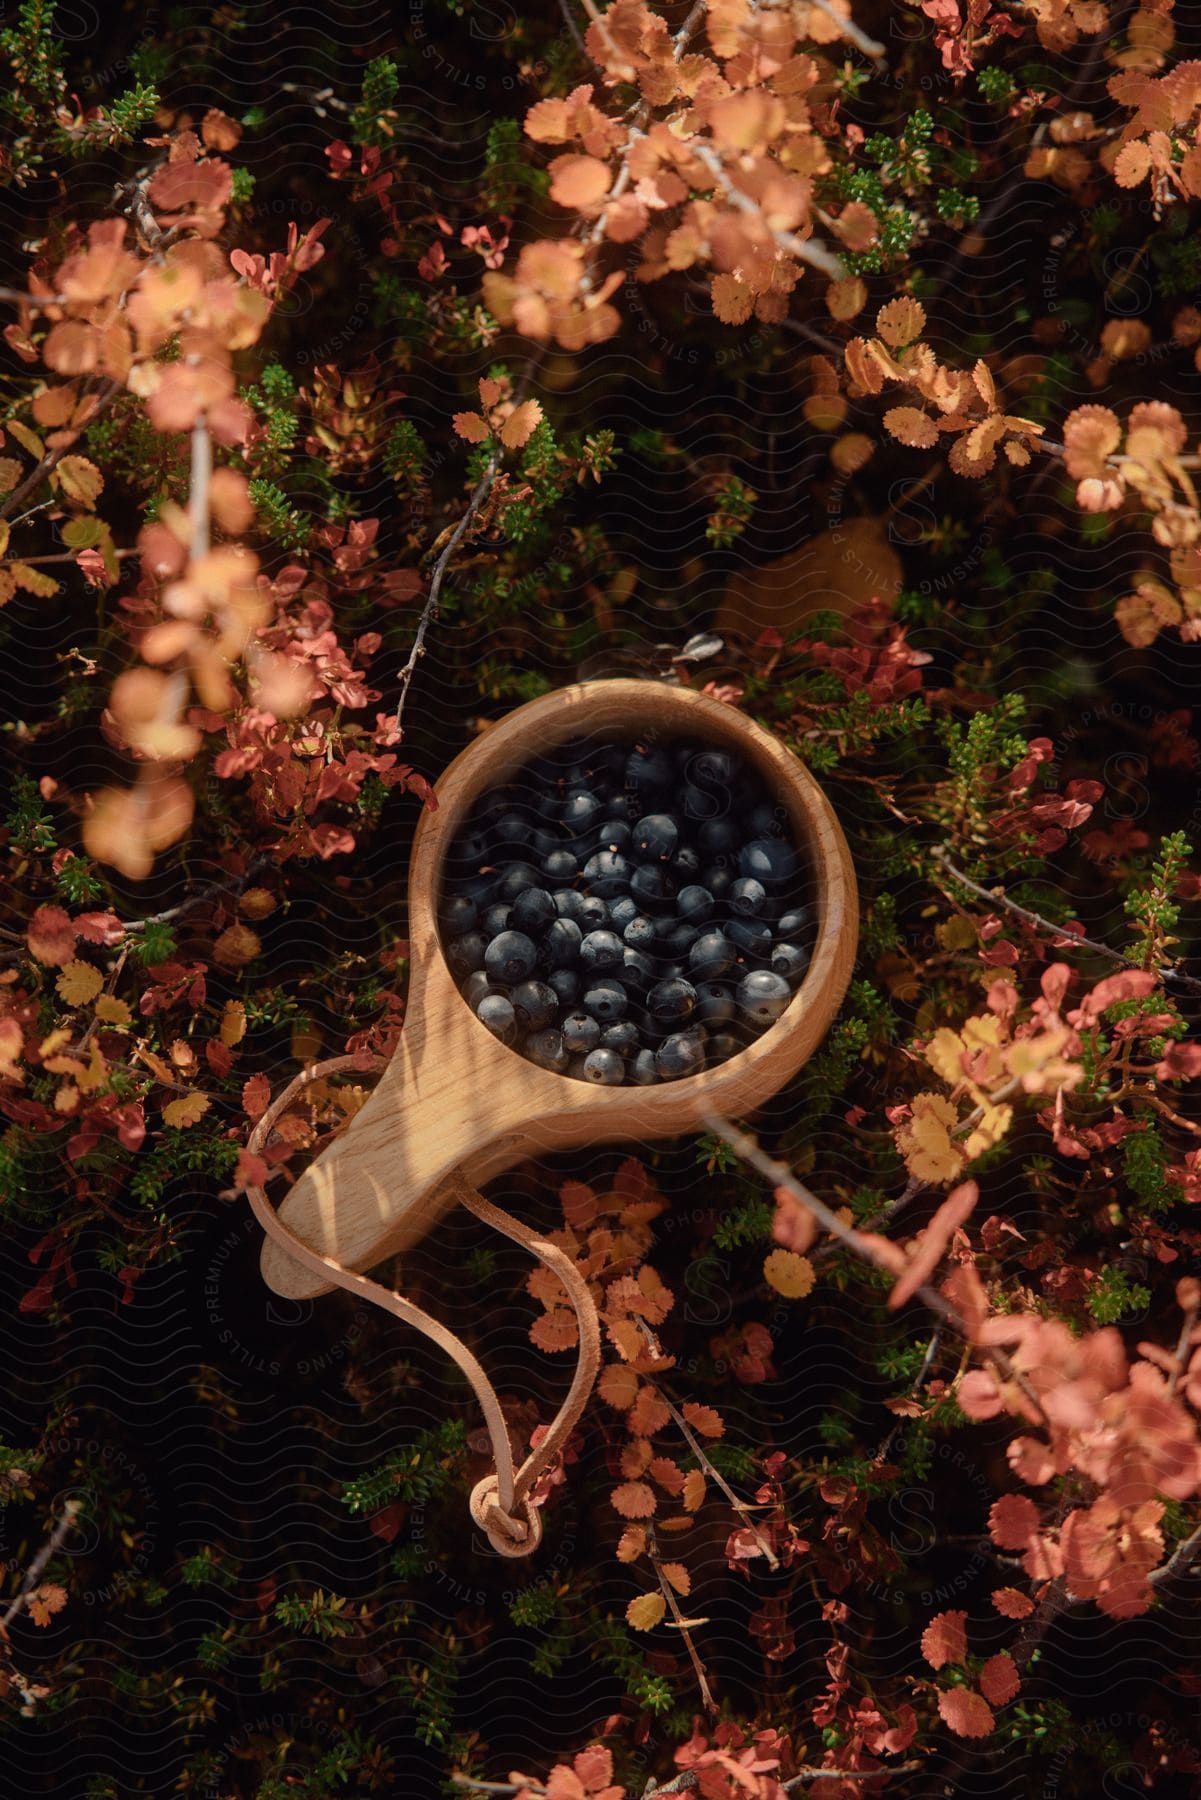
top-left (0, 1497), bottom-right (80, 1635)
top-left (808, 0), bottom-right (885, 58)
top-left (691, 145), bottom-right (845, 279)
top-left (932, 846), bottom-right (1201, 995)
top-left (0, 378), bottom-right (123, 521)
top-left (394, 450), bottom-right (501, 734)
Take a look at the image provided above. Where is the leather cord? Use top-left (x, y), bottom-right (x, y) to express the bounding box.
top-left (243, 1055), bottom-right (600, 1556)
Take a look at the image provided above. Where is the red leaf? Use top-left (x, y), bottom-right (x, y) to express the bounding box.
top-left (921, 1609), bottom-right (968, 1670)
top-left (979, 1652), bottom-right (1020, 1707)
top-left (938, 1688), bottom-right (995, 1738)
top-left (990, 1586), bottom-right (1034, 1620)
top-left (989, 1492), bottom-right (1040, 1550)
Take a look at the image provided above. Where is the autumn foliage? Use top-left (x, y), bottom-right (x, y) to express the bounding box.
top-left (3, 0), bottom-right (1201, 1795)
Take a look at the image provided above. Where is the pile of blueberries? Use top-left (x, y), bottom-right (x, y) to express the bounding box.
top-left (439, 735), bottom-right (816, 1086)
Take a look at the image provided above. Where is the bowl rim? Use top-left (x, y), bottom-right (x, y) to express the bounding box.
top-left (408, 679), bottom-right (856, 1111)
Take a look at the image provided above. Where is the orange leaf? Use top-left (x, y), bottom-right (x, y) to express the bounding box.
top-left (611, 1480), bottom-right (656, 1519)
top-left (499, 400), bottom-right (544, 450)
top-left (548, 154), bottom-right (612, 208)
top-left (452, 411), bottom-right (489, 443)
top-left (681, 1403), bottom-right (724, 1439)
top-left (242, 1072), bottom-right (271, 1122)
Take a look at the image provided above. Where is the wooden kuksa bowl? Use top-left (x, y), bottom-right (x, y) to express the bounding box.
top-left (261, 681), bottom-right (858, 1299)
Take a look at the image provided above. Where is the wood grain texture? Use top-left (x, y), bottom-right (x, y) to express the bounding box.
top-left (261, 681), bottom-right (858, 1298)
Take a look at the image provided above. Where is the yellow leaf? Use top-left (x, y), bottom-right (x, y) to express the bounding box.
top-left (220, 1000), bottom-right (247, 1047)
top-left (9, 562), bottom-right (59, 597)
top-left (55, 454), bottom-right (104, 509)
top-left (884, 405), bottom-right (938, 449)
top-left (826, 276), bottom-right (867, 321)
top-left (764, 1249), bottom-right (816, 1299)
top-left (163, 1091), bottom-right (211, 1128)
top-left (55, 960), bottom-right (104, 1007)
top-left (75, 1040), bottom-right (109, 1094)
top-left (616, 1526), bottom-right (647, 1563)
top-left (898, 1092), bottom-right (965, 1183)
top-left (0, 462), bottom-right (20, 497)
top-left (625, 1591), bottom-right (666, 1631)
top-left (963, 1101), bottom-right (1013, 1162)
top-left (6, 418), bottom-right (44, 460)
top-left (93, 995), bottom-right (132, 1028)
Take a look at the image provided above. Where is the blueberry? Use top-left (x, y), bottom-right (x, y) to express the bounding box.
top-left (747, 801), bottom-right (789, 839)
top-left (484, 930), bottom-right (538, 984)
top-left (771, 942), bottom-right (810, 984)
top-left (543, 849), bottom-right (580, 887)
top-left (740, 838), bottom-right (798, 886)
top-left (623, 914), bottom-right (657, 952)
top-left (482, 902), bottom-right (513, 937)
top-left (690, 747), bottom-right (741, 786)
top-left (632, 813), bottom-right (679, 861)
top-left (497, 862), bottom-right (542, 903)
top-left (459, 872), bottom-right (499, 907)
top-left (526, 1028), bottom-right (569, 1073)
top-left (672, 846), bottom-right (701, 881)
top-left (609, 895), bottom-right (638, 930)
top-left (695, 981), bottom-right (737, 1025)
top-left (576, 895), bottom-right (610, 932)
top-left (553, 889), bottom-right (582, 920)
top-left (662, 920), bottom-right (702, 960)
top-left (630, 1047), bottom-right (659, 1085)
top-left (597, 820), bottom-right (633, 854)
top-left (491, 810), bottom-right (534, 850)
top-left (548, 968), bottom-right (580, 1006)
top-left (561, 789), bottom-right (603, 834)
top-left (463, 969), bottom-right (493, 1009)
top-left (584, 980), bottom-right (628, 1023)
top-left (647, 977), bottom-right (697, 1023)
top-left (655, 1028), bottom-right (706, 1080)
top-left (622, 946), bottom-right (657, 993)
top-left (681, 782), bottom-right (721, 821)
top-left (707, 1030), bottom-right (744, 1064)
top-left (476, 993), bottom-right (516, 1041)
top-left (727, 918), bottom-right (772, 960)
top-left (704, 865), bottom-right (734, 902)
top-left (530, 827), bottom-right (560, 860)
top-left (689, 930), bottom-right (737, 981)
top-left (579, 929), bottom-right (624, 973)
top-left (730, 877), bottom-right (767, 917)
top-left (447, 930), bottom-right (487, 975)
top-left (583, 1047), bottom-right (624, 1085)
top-left (677, 885), bottom-right (715, 924)
top-left (776, 906), bottom-right (817, 941)
top-left (451, 829), bottom-right (489, 867)
top-left (511, 886), bottom-right (556, 934)
top-left (625, 745), bottom-right (673, 800)
top-left (562, 1010), bottom-right (601, 1053)
top-left (600, 1020), bottom-right (639, 1058)
top-left (697, 817), bottom-right (740, 857)
top-left (630, 864), bottom-right (675, 909)
top-left (442, 895), bottom-right (477, 935)
top-left (541, 917), bottom-right (582, 970)
top-left (736, 969), bottom-right (792, 1023)
top-left (583, 850), bottom-right (632, 896)
top-left (512, 980), bottom-right (558, 1030)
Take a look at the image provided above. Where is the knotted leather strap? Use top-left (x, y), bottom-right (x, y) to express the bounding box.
top-left (243, 1056), bottom-right (600, 1556)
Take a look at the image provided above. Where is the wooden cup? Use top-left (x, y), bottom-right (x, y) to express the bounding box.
top-left (261, 681), bottom-right (858, 1299)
